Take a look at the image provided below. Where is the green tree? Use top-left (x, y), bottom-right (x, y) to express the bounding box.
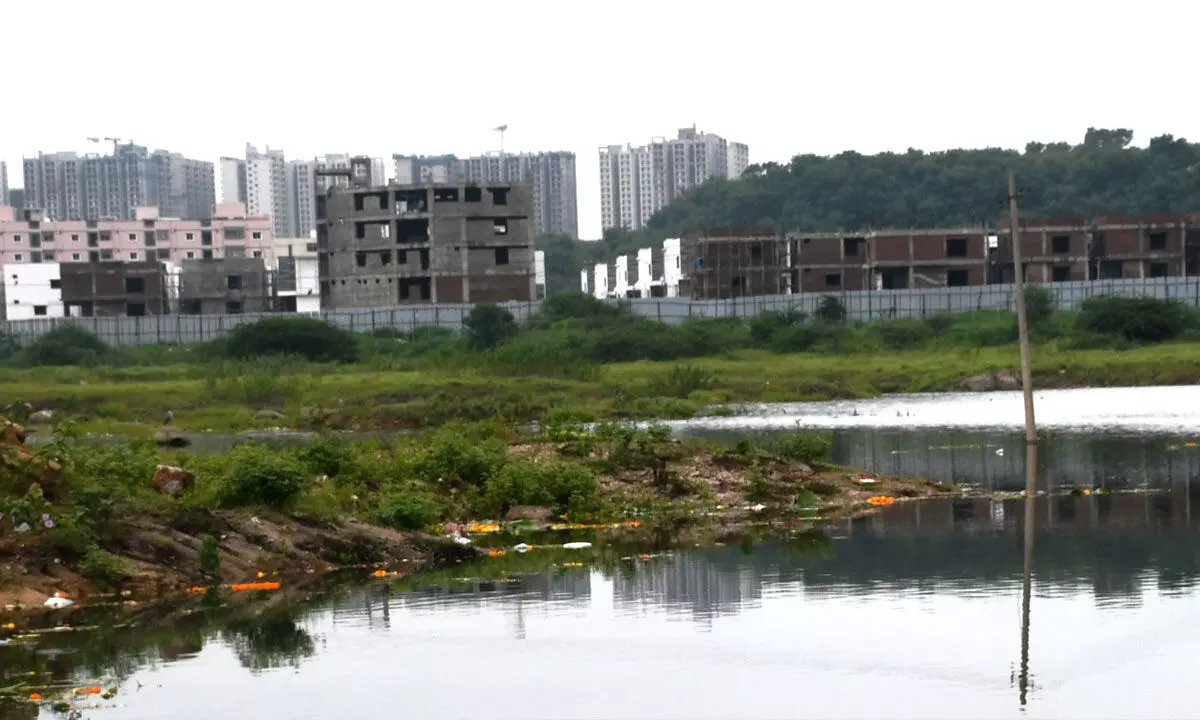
top-left (463, 303), bottom-right (519, 351)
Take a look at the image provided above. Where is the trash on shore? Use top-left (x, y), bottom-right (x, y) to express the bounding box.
top-left (230, 582), bottom-right (280, 592)
top-left (868, 496), bottom-right (896, 506)
top-left (452, 536), bottom-right (472, 545)
top-left (562, 542), bottom-right (592, 550)
top-left (43, 593), bottom-right (74, 610)
top-left (513, 543), bottom-right (530, 553)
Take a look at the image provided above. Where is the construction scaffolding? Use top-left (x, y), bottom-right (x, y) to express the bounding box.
top-left (682, 227), bottom-right (791, 299)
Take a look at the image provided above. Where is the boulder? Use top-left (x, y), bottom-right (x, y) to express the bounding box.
top-left (151, 465), bottom-right (195, 497)
top-left (962, 373), bottom-right (998, 392)
top-left (995, 370), bottom-right (1021, 391)
top-left (154, 427), bottom-right (191, 448)
top-left (504, 505), bottom-right (554, 524)
top-left (254, 410), bottom-right (286, 421)
top-left (1, 421), bottom-right (26, 446)
top-left (27, 410), bottom-right (54, 425)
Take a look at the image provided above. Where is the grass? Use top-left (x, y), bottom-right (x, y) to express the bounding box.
top-left (5, 341), bottom-right (1200, 434)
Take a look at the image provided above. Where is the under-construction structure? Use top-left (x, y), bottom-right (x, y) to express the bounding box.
top-left (315, 160), bottom-right (537, 309)
top-left (681, 227), bottom-right (791, 299)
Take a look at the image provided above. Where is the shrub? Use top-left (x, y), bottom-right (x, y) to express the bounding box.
top-left (413, 431), bottom-right (507, 487)
top-left (647, 364), bottom-right (716, 398)
top-left (217, 444), bottom-right (308, 508)
top-left (199, 535), bottom-right (221, 579)
top-left (465, 303), bottom-right (520, 351)
top-left (749, 310), bottom-right (806, 346)
top-left (77, 545), bottom-right (130, 588)
top-left (873, 318), bottom-right (933, 350)
top-left (482, 459), bottom-right (600, 516)
top-left (1075, 295), bottom-right (1194, 344)
top-left (754, 430), bottom-right (831, 467)
top-left (1022, 285), bottom-right (1056, 328)
top-left (23, 326), bottom-right (109, 366)
top-left (300, 434), bottom-right (357, 478)
top-left (375, 490), bottom-right (442, 531)
top-left (814, 296), bottom-right (847, 324)
top-left (221, 318), bottom-right (359, 363)
top-left (531, 292), bottom-right (626, 329)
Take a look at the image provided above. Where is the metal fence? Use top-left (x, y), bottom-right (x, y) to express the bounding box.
top-left (4, 277), bottom-right (1200, 347)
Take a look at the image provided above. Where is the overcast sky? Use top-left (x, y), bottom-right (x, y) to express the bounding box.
top-left (4, 0), bottom-right (1197, 239)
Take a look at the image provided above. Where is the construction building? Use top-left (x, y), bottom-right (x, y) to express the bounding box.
top-left (60, 260), bottom-right (169, 317)
top-left (682, 228), bottom-right (791, 299)
top-left (315, 164), bottom-right (536, 309)
top-left (177, 257), bottom-right (272, 315)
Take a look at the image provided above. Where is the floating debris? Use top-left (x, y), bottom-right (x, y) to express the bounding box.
top-left (466, 523), bottom-right (502, 534)
top-left (562, 542), bottom-right (592, 550)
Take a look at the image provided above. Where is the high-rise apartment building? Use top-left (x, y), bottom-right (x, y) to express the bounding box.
top-left (286, 160), bottom-right (317, 239)
top-left (0, 162), bottom-right (8, 208)
top-left (599, 127), bottom-right (748, 231)
top-left (219, 157), bottom-right (247, 204)
top-left (393, 155), bottom-right (460, 184)
top-left (22, 145), bottom-right (214, 221)
top-left (244, 144), bottom-right (289, 239)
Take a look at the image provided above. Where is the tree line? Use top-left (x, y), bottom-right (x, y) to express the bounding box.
top-left (541, 128), bottom-right (1200, 293)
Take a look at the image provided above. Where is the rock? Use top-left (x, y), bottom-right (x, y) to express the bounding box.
top-left (27, 410), bottom-right (54, 425)
top-left (153, 427), bottom-right (191, 448)
top-left (963, 373), bottom-right (998, 392)
top-left (254, 410), bottom-right (285, 420)
top-left (792, 462), bottom-right (814, 475)
top-left (151, 465), bottom-right (195, 497)
top-left (1, 421), bottom-right (26, 446)
top-left (504, 505), bottom-right (553, 523)
top-left (994, 370), bottom-right (1021, 391)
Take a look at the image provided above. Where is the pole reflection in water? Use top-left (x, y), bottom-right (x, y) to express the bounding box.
top-left (1018, 442), bottom-right (1037, 708)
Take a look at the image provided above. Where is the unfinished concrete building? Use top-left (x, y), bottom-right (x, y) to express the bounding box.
top-left (60, 261), bottom-right (168, 317)
top-left (315, 178), bottom-right (536, 309)
top-left (682, 228), bottom-right (791, 299)
top-left (792, 228), bottom-right (993, 292)
top-left (178, 257), bottom-right (271, 314)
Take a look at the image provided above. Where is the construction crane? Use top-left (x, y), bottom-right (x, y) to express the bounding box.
top-left (86, 137), bottom-right (127, 154)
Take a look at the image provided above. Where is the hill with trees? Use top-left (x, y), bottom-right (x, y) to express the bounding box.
top-left (540, 128), bottom-right (1200, 293)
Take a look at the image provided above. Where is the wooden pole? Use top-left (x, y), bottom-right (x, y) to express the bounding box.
top-left (1008, 172), bottom-right (1037, 445)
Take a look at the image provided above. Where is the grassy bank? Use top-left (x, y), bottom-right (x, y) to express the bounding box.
top-left (3, 290), bottom-right (1199, 432)
top-left (0, 418), bottom-right (948, 609)
top-left (4, 341), bottom-right (1200, 435)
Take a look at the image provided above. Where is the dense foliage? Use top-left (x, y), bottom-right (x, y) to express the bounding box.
top-left (539, 128), bottom-right (1200, 292)
top-left (220, 317), bottom-right (360, 363)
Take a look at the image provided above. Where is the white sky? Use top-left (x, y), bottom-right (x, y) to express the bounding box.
top-left (4, 0), bottom-right (1197, 240)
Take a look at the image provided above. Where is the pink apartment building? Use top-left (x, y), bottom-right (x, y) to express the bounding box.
top-left (0, 203), bottom-right (275, 266)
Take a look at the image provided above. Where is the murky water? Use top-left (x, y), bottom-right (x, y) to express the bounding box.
top-left (8, 387), bottom-right (1200, 718)
top-left (6, 491), bottom-right (1200, 719)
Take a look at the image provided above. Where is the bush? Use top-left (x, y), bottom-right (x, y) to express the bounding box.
top-left (1022, 285), bottom-right (1056, 328)
top-left (77, 545), bottom-right (130, 588)
top-left (531, 292), bottom-right (626, 329)
top-left (1075, 295), bottom-right (1194, 344)
top-left (648, 364), bottom-right (716, 398)
top-left (482, 459), bottom-right (600, 516)
top-left (749, 310), bottom-right (806, 346)
top-left (814, 296), bottom-right (847, 324)
top-left (375, 490), bottom-right (442, 530)
top-left (465, 303), bottom-right (519, 351)
top-left (221, 318), bottom-right (359, 363)
top-left (217, 444), bottom-right (308, 508)
top-left (199, 535), bottom-right (221, 579)
top-left (413, 431), bottom-right (507, 487)
top-left (300, 434), bottom-right (357, 479)
top-left (23, 326), bottom-right (109, 366)
top-left (754, 430), bottom-right (832, 467)
top-left (873, 318), bottom-right (933, 350)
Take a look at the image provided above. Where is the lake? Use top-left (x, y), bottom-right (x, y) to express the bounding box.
top-left (7, 386), bottom-right (1200, 719)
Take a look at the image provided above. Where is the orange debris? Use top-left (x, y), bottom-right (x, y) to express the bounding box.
top-left (230, 581), bottom-right (281, 592)
top-left (868, 496), bottom-right (895, 506)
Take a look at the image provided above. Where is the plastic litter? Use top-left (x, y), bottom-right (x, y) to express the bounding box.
top-left (868, 496), bottom-right (896, 506)
top-left (452, 536), bottom-right (472, 546)
top-left (562, 542), bottom-right (592, 550)
top-left (43, 593), bottom-right (74, 610)
top-left (230, 582), bottom-right (280, 592)
top-left (513, 543), bottom-right (530, 553)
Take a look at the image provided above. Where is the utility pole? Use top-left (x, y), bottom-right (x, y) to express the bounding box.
top-left (1008, 171), bottom-right (1037, 445)
top-left (493, 125), bottom-right (508, 155)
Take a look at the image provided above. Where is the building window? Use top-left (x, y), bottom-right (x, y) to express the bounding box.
top-left (1052, 266), bottom-right (1071, 282)
top-left (1052, 235), bottom-right (1070, 254)
top-left (71, 234), bottom-right (79, 242)
top-left (186, 251), bottom-right (195, 259)
top-left (12, 235), bottom-right (20, 243)
top-left (128, 233), bottom-right (137, 242)
top-left (126, 303), bottom-right (146, 317)
top-left (495, 247), bottom-right (510, 265)
top-left (227, 275), bottom-right (242, 290)
top-left (13, 254), bottom-right (22, 262)
top-left (946, 238), bottom-right (968, 257)
top-left (252, 250), bottom-right (262, 259)
top-left (125, 277), bottom-right (146, 294)
top-left (158, 249), bottom-right (171, 260)
top-left (1150, 262), bottom-right (1168, 278)
top-left (947, 269), bottom-right (970, 287)
top-left (33, 306), bottom-right (47, 316)
top-left (226, 301), bottom-right (243, 314)
top-left (71, 253), bottom-right (81, 261)
top-left (252, 231), bottom-right (262, 240)
top-left (50, 279), bottom-right (61, 289)
top-left (129, 252), bottom-right (140, 261)
top-left (1149, 232), bottom-right (1167, 251)
top-left (186, 232), bottom-right (194, 241)
top-left (825, 272), bottom-right (841, 287)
